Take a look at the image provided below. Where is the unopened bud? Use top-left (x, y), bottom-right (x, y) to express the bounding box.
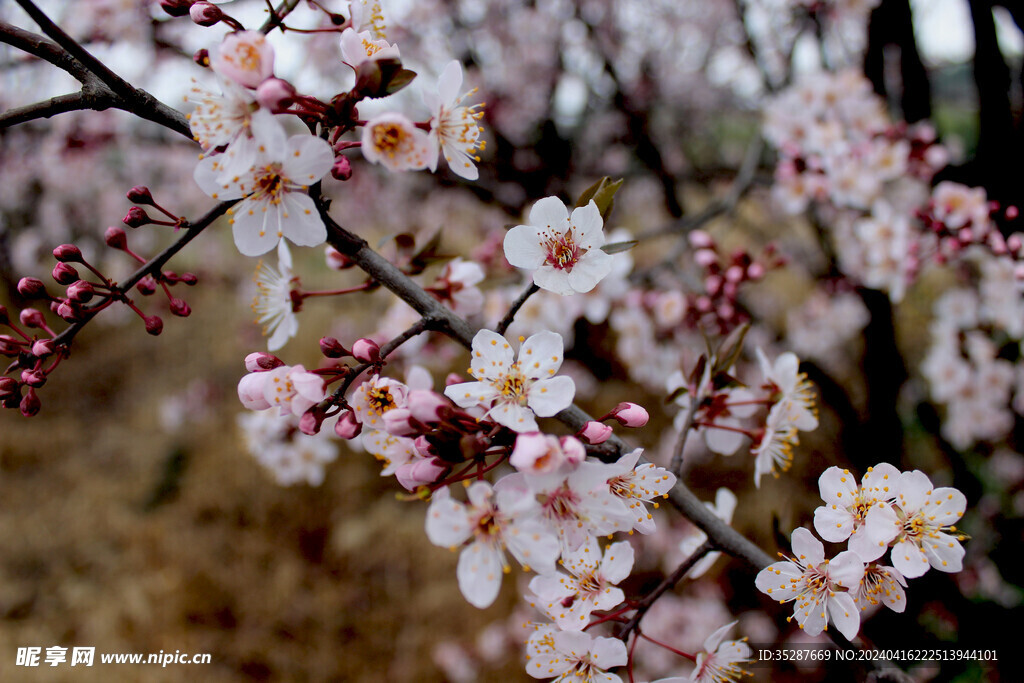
top-left (20, 388), bottom-right (41, 417)
top-left (105, 226), bottom-right (128, 249)
top-left (190, 1), bottom-right (223, 26)
top-left (144, 315), bottom-right (164, 336)
top-left (694, 249), bottom-right (718, 268)
top-left (169, 298), bottom-right (191, 317)
top-left (21, 369), bottom-right (46, 388)
top-left (319, 337), bottom-right (349, 358)
top-left (577, 420), bottom-right (613, 444)
top-left (244, 351), bottom-right (283, 372)
top-left (160, 0), bottom-right (194, 17)
top-left (299, 410), bottom-right (323, 435)
top-left (52, 262), bottom-right (79, 285)
top-left (0, 377), bottom-right (18, 399)
top-left (325, 246), bottom-right (355, 270)
top-left (136, 275), bottom-right (157, 296)
top-left (19, 308), bottom-right (45, 328)
top-left (17, 278), bottom-right (47, 299)
top-left (351, 338), bottom-right (380, 363)
top-left (66, 280), bottom-right (95, 303)
top-left (1007, 206), bottom-right (1019, 220)
top-left (180, 272), bottom-right (199, 286)
top-left (334, 410), bottom-right (362, 439)
top-left (747, 262), bottom-right (765, 280)
top-left (255, 78), bottom-right (296, 112)
top-left (126, 185), bottom-right (154, 205)
top-left (52, 244), bottom-right (83, 263)
top-left (31, 339), bottom-right (54, 358)
top-left (331, 155), bottom-right (353, 181)
top-left (123, 207), bottom-right (150, 228)
top-left (689, 230), bottom-right (715, 249)
top-left (56, 301), bottom-right (84, 323)
top-left (0, 335), bottom-right (20, 355)
top-left (609, 402), bottom-right (649, 428)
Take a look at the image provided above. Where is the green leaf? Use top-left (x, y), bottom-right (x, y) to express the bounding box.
top-left (575, 177), bottom-right (624, 223)
top-left (384, 68), bottom-right (418, 96)
top-left (713, 323), bottom-right (750, 376)
top-left (600, 240), bottom-right (638, 255)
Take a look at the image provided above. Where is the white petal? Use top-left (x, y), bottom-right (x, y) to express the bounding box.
top-left (527, 376), bottom-right (575, 417)
top-left (533, 266), bottom-right (575, 295)
top-left (503, 225), bottom-right (546, 269)
top-left (817, 466), bottom-right (859, 506)
top-left (895, 470), bottom-right (932, 514)
top-left (520, 331), bottom-right (564, 377)
top-left (570, 201), bottom-right (605, 248)
top-left (566, 250), bottom-right (614, 293)
top-left (280, 193), bottom-right (327, 248)
top-left (923, 531), bottom-right (965, 572)
top-left (791, 527), bottom-right (825, 567)
top-left (827, 592), bottom-right (861, 640)
top-left (456, 541), bottom-right (504, 608)
top-left (828, 550), bottom-right (865, 588)
top-left (425, 488), bottom-right (473, 547)
top-left (444, 380), bottom-right (498, 409)
top-left (813, 504), bottom-right (855, 543)
top-left (892, 538), bottom-right (931, 578)
top-left (489, 401), bottom-right (539, 432)
top-left (232, 201), bottom-right (281, 256)
top-left (755, 561), bottom-right (803, 601)
top-left (470, 329), bottom-right (515, 379)
top-left (282, 134), bottom-right (335, 181)
top-left (528, 196), bottom-right (569, 229)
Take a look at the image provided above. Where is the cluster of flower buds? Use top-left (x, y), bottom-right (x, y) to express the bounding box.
top-left (576, 401), bottom-right (650, 445)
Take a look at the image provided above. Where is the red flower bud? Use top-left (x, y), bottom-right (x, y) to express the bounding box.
top-left (20, 388), bottom-right (41, 417)
top-left (126, 185), bottom-right (154, 205)
top-left (123, 206), bottom-right (150, 228)
top-left (255, 78), bottom-right (297, 113)
top-left (105, 226), bottom-right (128, 249)
top-left (180, 272), bottom-right (199, 286)
top-left (159, 0), bottom-right (194, 17)
top-left (66, 280), bottom-right (95, 303)
top-left (331, 155), bottom-right (353, 181)
top-left (31, 339), bottom-right (54, 358)
top-left (144, 315), bottom-right (164, 336)
top-left (169, 298), bottom-right (192, 317)
top-left (334, 409), bottom-right (362, 439)
top-left (19, 309), bottom-right (46, 328)
top-left (244, 352), bottom-right (284, 372)
top-left (190, 1), bottom-right (223, 26)
top-left (17, 278), bottom-right (48, 299)
top-left (299, 410), bottom-right (323, 435)
top-left (52, 244), bottom-right (83, 263)
top-left (52, 262), bottom-right (80, 285)
top-left (319, 337), bottom-right (350, 358)
top-left (609, 402), bottom-right (649, 428)
top-left (21, 369), bottom-right (46, 388)
top-left (0, 377), bottom-right (18, 399)
top-left (56, 301), bottom-right (84, 323)
top-left (136, 275), bottom-right (157, 296)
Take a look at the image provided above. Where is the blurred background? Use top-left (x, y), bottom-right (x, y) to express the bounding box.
top-left (1, 0), bottom-right (1023, 680)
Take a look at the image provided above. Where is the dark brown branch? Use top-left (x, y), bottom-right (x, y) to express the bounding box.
top-left (0, 20), bottom-right (89, 81)
top-left (495, 282), bottom-right (539, 335)
top-left (0, 90), bottom-right (116, 128)
top-left (260, 0), bottom-right (303, 34)
top-left (618, 539), bottom-right (713, 639)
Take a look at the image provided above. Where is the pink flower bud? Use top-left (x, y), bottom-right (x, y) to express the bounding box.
top-left (577, 420), bottom-right (612, 444)
top-left (1008, 234), bottom-right (1023, 254)
top-left (52, 244), bottom-right (83, 263)
top-left (445, 373), bottom-right (464, 386)
top-left (144, 315), bottom-right (164, 335)
top-left (244, 351), bottom-right (283, 372)
top-left (0, 377), bottom-right (18, 398)
top-left (31, 339), bottom-right (54, 358)
top-left (746, 262), bottom-right (765, 280)
top-left (136, 275), bottom-right (157, 296)
top-left (704, 274), bottom-right (723, 295)
top-left (382, 407), bottom-right (415, 436)
top-left (332, 155), bottom-right (353, 181)
top-left (0, 335), bottom-right (20, 356)
top-left (20, 388), bottom-right (41, 417)
top-left (351, 338), bottom-right (380, 363)
top-left (694, 248), bottom-right (718, 268)
top-left (21, 369), bottom-right (45, 388)
top-left (52, 262), bottom-right (79, 285)
top-left (724, 265), bottom-right (745, 283)
top-left (511, 433), bottom-right (585, 474)
top-left (610, 402), bottom-right (649, 428)
top-left (717, 303), bottom-right (735, 320)
top-left (334, 409), bottom-right (362, 439)
top-left (180, 272), bottom-right (199, 286)
top-left (105, 226), bottom-right (128, 249)
top-left (407, 390), bottom-right (449, 423)
top-left (689, 230), bottom-right (715, 249)
top-left (190, 1), bottom-right (223, 26)
top-left (169, 298), bottom-right (191, 317)
top-left (66, 280), bottom-right (94, 303)
top-left (299, 410), bottom-right (323, 435)
top-left (126, 185), bottom-right (154, 205)
top-left (19, 309), bottom-right (45, 328)
top-left (695, 295), bottom-right (712, 313)
top-left (56, 301), bottom-right (84, 323)
top-left (123, 207), bottom-right (150, 228)
top-left (395, 457), bottom-right (446, 491)
top-left (319, 337), bottom-right (350, 358)
top-left (159, 0), bottom-right (194, 17)
top-left (1007, 206), bottom-right (1019, 220)
top-left (413, 435), bottom-right (434, 458)
top-left (325, 246), bottom-right (355, 270)
top-left (17, 278), bottom-right (47, 299)
top-left (255, 78), bottom-right (296, 112)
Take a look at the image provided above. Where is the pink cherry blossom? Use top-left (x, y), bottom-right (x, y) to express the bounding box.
top-left (211, 31), bottom-right (275, 89)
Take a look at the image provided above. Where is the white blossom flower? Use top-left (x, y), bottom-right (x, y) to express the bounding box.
top-left (348, 0), bottom-right (387, 37)
top-left (688, 621), bottom-right (751, 683)
top-left (756, 347), bottom-right (818, 431)
top-left (251, 240), bottom-right (298, 351)
top-left (812, 463), bottom-right (901, 562)
top-left (851, 564), bottom-right (907, 614)
top-left (210, 30), bottom-right (275, 89)
top-left (339, 27), bottom-right (399, 67)
top-left (525, 628), bottom-right (627, 682)
top-left (752, 403), bottom-right (800, 488)
top-left (425, 481), bottom-right (560, 608)
top-left (349, 374), bottom-right (409, 429)
top-left (444, 329), bottom-right (575, 432)
top-left (424, 60), bottom-right (486, 180)
top-left (194, 130), bottom-right (334, 256)
top-left (361, 429), bottom-right (417, 476)
top-left (361, 112), bottom-right (433, 172)
top-left (604, 448), bottom-right (677, 534)
top-left (504, 197), bottom-right (614, 296)
top-left (237, 363), bottom-right (325, 417)
top-left (755, 527), bottom-right (864, 639)
top-left (528, 536), bottom-right (633, 631)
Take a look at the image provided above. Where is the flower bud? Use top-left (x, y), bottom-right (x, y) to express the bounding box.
top-left (407, 390), bottom-right (449, 423)
top-left (255, 78), bottom-right (296, 112)
top-left (17, 277), bottom-right (48, 299)
top-left (746, 262), bottom-right (765, 280)
top-left (144, 315), bottom-right (164, 336)
top-left (331, 155), bottom-right (353, 181)
top-left (395, 457), bottom-right (446, 491)
top-left (21, 369), bottom-right (46, 388)
top-left (299, 410), bottom-right (323, 435)
top-left (19, 308), bottom-right (45, 328)
top-left (123, 206), bottom-right (150, 228)
top-left (136, 275), bottom-right (157, 296)
top-left (180, 272), bottom-right (199, 286)
top-left (0, 377), bottom-right (18, 399)
top-left (159, 0), bottom-right (194, 17)
top-left (126, 185), bottom-right (154, 205)
top-left (609, 402), bottom-right (649, 428)
top-left (31, 339), bottom-right (54, 358)
top-left (105, 226), bottom-right (128, 249)
top-left (577, 420), bottom-right (612, 444)
top-left (56, 301), bottom-right (84, 323)
top-left (169, 297), bottom-right (192, 317)
top-left (689, 230), bottom-right (715, 249)
top-left (334, 409), bottom-right (362, 439)
top-left (244, 351), bottom-right (283, 372)
top-left (325, 246), bottom-right (355, 270)
top-left (52, 244), bottom-right (83, 263)
top-left (382, 407), bottom-right (415, 436)
top-left (0, 335), bottom-right (21, 355)
top-left (319, 337), bottom-right (350, 358)
top-left (66, 280), bottom-right (95, 303)
top-left (20, 388), bottom-right (41, 417)
top-left (351, 338), bottom-right (380, 363)
top-left (694, 248), bottom-right (718, 268)
top-left (52, 262), bottom-right (79, 285)
top-left (445, 373), bottom-right (464, 386)
top-left (190, 1), bottom-right (223, 26)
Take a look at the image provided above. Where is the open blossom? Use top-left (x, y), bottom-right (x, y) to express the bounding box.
top-left (865, 470), bottom-right (967, 578)
top-left (504, 197), bottom-right (614, 296)
top-left (755, 527), bottom-right (864, 639)
top-left (444, 330), bottom-right (575, 432)
top-left (251, 241), bottom-right (298, 351)
top-left (688, 621), bottom-right (751, 683)
top-left (511, 433), bottom-right (585, 475)
top-left (339, 27), bottom-right (399, 66)
top-left (237, 363), bottom-right (326, 417)
top-left (604, 448), bottom-right (677, 534)
top-left (349, 374), bottom-right (409, 429)
top-left (211, 31), bottom-right (275, 89)
top-left (851, 563), bottom-right (907, 614)
top-left (756, 348), bottom-right (817, 431)
top-left (525, 628), bottom-right (627, 682)
top-left (361, 429), bottom-right (417, 477)
top-left (424, 60), bottom-right (486, 180)
top-left (812, 464), bottom-right (900, 562)
top-left (361, 112), bottom-right (433, 172)
top-left (752, 403), bottom-right (800, 488)
top-left (528, 537), bottom-right (634, 631)
top-left (425, 481), bottom-right (560, 608)
top-left (194, 130), bottom-right (334, 256)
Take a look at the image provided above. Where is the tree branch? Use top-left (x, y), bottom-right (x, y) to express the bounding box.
top-left (0, 90), bottom-right (117, 128)
top-left (495, 282), bottom-right (539, 335)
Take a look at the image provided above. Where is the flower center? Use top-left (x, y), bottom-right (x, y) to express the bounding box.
top-left (496, 364), bottom-right (529, 404)
top-left (362, 38), bottom-right (383, 56)
top-left (229, 44), bottom-right (263, 73)
top-left (543, 235), bottom-right (583, 271)
top-left (372, 123), bottom-right (408, 157)
top-left (540, 485), bottom-right (581, 522)
top-left (366, 387), bottom-right (395, 415)
top-left (254, 164), bottom-right (287, 203)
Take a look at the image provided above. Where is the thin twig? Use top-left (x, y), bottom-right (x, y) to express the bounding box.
top-left (495, 282), bottom-right (539, 335)
top-left (260, 0), bottom-right (303, 34)
top-left (618, 540), bottom-right (714, 640)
